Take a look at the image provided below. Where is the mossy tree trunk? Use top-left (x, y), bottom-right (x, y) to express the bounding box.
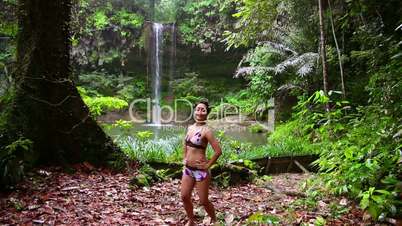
top-left (10, 0), bottom-right (118, 165)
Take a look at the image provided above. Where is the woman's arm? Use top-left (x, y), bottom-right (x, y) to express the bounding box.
top-left (204, 128), bottom-right (222, 169)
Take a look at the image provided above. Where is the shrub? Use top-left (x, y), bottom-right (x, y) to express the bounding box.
top-left (0, 138), bottom-right (33, 189)
top-left (78, 86), bottom-right (128, 117)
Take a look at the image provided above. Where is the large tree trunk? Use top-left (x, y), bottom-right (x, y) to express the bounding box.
top-left (11, 0), bottom-right (118, 164)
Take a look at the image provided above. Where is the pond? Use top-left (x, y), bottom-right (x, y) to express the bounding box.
top-left (104, 123), bottom-right (267, 146)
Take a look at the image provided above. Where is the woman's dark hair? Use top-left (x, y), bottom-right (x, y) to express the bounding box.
top-left (194, 99), bottom-right (211, 114)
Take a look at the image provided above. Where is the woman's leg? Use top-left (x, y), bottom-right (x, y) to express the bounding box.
top-left (181, 173), bottom-right (196, 225)
top-left (195, 174), bottom-right (217, 222)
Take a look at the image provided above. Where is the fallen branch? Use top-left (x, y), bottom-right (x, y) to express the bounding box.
top-left (294, 160), bottom-right (310, 173)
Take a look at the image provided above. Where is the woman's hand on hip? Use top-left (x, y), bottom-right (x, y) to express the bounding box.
top-left (195, 160), bottom-right (209, 170)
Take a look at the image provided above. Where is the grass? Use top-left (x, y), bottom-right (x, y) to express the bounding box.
top-left (112, 128), bottom-right (318, 165)
top-left (114, 135), bottom-right (183, 163)
top-left (106, 116), bottom-right (319, 165)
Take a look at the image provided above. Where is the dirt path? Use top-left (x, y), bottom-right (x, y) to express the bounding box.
top-left (0, 167), bottom-right (372, 225)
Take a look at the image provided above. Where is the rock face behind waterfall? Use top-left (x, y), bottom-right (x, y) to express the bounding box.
top-left (132, 22), bottom-right (247, 101)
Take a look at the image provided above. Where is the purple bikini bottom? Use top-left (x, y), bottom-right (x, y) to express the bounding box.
top-left (183, 166), bottom-right (208, 182)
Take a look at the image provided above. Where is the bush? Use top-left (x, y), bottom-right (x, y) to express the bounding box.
top-left (78, 72), bottom-right (118, 96)
top-left (248, 123), bottom-right (266, 133)
top-left (289, 91), bottom-right (402, 220)
top-left (116, 79), bottom-right (146, 102)
top-left (314, 105), bottom-right (402, 220)
top-left (78, 86), bottom-right (128, 117)
top-left (171, 72), bottom-right (206, 98)
top-left (0, 138), bottom-right (33, 189)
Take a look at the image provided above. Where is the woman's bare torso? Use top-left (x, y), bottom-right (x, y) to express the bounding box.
top-left (185, 125), bottom-right (208, 168)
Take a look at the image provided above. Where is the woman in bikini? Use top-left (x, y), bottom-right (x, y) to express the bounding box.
top-left (181, 100), bottom-right (222, 226)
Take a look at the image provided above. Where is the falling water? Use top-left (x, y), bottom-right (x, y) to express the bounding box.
top-left (168, 23), bottom-right (176, 101)
top-left (151, 23), bottom-right (163, 125)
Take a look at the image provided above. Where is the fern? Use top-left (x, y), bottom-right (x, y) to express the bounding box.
top-left (235, 41), bottom-right (318, 78)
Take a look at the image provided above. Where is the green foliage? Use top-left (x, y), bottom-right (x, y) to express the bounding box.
top-left (113, 119), bottom-right (133, 130)
top-left (0, 88), bottom-right (14, 130)
top-left (0, 22), bottom-right (17, 37)
top-left (9, 197), bottom-right (24, 211)
top-left (91, 10), bottom-right (109, 30)
top-left (215, 129), bottom-right (317, 165)
top-left (313, 216), bottom-right (326, 226)
top-left (177, 0), bottom-right (235, 47)
top-left (0, 0), bottom-right (17, 37)
top-left (366, 42), bottom-right (402, 114)
top-left (248, 123), bottom-right (266, 133)
top-left (78, 86), bottom-right (128, 117)
top-left (315, 107), bottom-right (401, 219)
top-left (112, 10), bottom-right (143, 28)
top-left (130, 164), bottom-right (165, 187)
top-left (224, 0), bottom-right (280, 49)
top-left (154, 0), bottom-right (182, 23)
top-left (268, 119), bottom-right (318, 156)
top-left (116, 79), bottom-right (146, 102)
top-left (246, 212), bottom-right (280, 225)
top-left (171, 72), bottom-right (206, 98)
top-left (136, 131), bottom-right (153, 141)
top-left (84, 96), bottom-right (128, 117)
top-left (110, 119), bottom-right (133, 137)
top-left (210, 90), bottom-right (259, 117)
top-left (0, 35), bottom-right (16, 95)
top-left (208, 102), bottom-right (240, 119)
top-left (106, 149), bottom-right (128, 171)
top-left (110, 123), bottom-right (317, 166)
top-left (290, 196), bottom-right (318, 211)
top-left (78, 73), bottom-right (147, 111)
top-left (327, 201), bottom-right (350, 218)
top-left (0, 138), bottom-right (33, 189)
top-left (77, 72), bottom-right (148, 113)
top-left (78, 72), bottom-right (118, 96)
top-left (71, 0), bottom-right (146, 68)
top-left (280, 90), bottom-right (402, 220)
top-left (358, 186), bottom-right (399, 220)
top-left (235, 42), bottom-right (318, 101)
top-left (115, 133), bottom-right (183, 164)
top-left (213, 171), bottom-right (231, 188)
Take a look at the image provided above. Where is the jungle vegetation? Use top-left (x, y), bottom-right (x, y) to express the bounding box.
top-left (0, 0), bottom-right (401, 221)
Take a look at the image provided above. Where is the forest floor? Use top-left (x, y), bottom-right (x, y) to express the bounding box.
top-left (0, 165), bottom-right (381, 225)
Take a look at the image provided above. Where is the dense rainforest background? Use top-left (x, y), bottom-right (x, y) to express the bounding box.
top-left (0, 0), bottom-right (401, 224)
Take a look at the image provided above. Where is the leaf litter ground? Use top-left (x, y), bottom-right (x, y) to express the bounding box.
top-left (0, 166), bottom-right (379, 225)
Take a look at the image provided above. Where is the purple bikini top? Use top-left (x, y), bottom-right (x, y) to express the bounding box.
top-left (185, 126), bottom-right (207, 149)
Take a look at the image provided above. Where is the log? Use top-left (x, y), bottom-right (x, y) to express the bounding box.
top-left (294, 160), bottom-right (310, 173)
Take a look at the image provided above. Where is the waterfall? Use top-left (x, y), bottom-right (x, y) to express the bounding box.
top-left (168, 23), bottom-right (176, 101)
top-left (151, 23), bottom-right (163, 125)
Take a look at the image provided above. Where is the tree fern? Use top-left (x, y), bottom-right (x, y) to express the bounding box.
top-left (234, 41), bottom-right (318, 78)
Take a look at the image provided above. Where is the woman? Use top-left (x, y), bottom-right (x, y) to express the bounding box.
top-left (181, 100), bottom-right (222, 226)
